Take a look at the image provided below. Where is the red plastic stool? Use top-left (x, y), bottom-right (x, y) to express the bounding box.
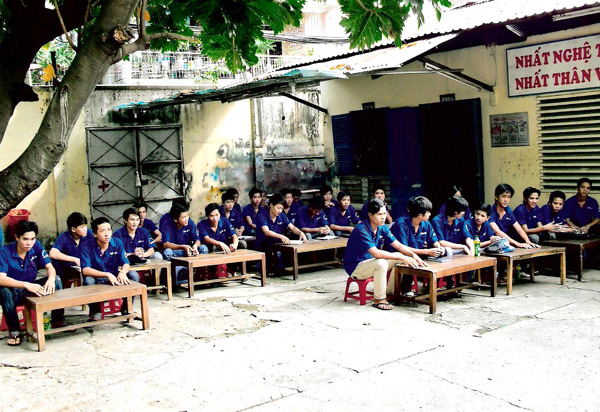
top-left (344, 277), bottom-right (374, 305)
top-left (0, 305), bottom-right (37, 331)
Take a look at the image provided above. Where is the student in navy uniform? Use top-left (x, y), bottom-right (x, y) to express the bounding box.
top-left (113, 207), bottom-right (162, 262)
top-left (280, 188), bottom-right (300, 224)
top-left (256, 194), bottom-right (307, 274)
top-left (438, 184), bottom-right (472, 220)
top-left (242, 187), bottom-right (267, 236)
top-left (199, 203), bottom-right (243, 254)
top-left (259, 188), bottom-right (268, 210)
top-left (0, 221), bottom-right (63, 346)
top-left (343, 199), bottom-right (425, 310)
top-left (431, 196), bottom-right (474, 255)
top-left (133, 201), bottom-right (162, 243)
top-left (465, 203), bottom-right (502, 248)
top-left (489, 183), bottom-right (539, 249)
top-left (360, 185), bottom-right (393, 224)
top-left (539, 191), bottom-right (573, 237)
top-left (225, 188), bottom-right (243, 214)
top-left (295, 196), bottom-right (331, 239)
top-left (161, 202), bottom-right (207, 260)
top-left (219, 191), bottom-right (247, 248)
top-left (291, 188), bottom-right (304, 206)
top-left (81, 217), bottom-right (139, 321)
top-left (514, 187), bottom-right (562, 243)
top-left (320, 185), bottom-right (338, 211)
top-left (562, 178), bottom-right (600, 233)
top-left (49, 212), bottom-right (95, 282)
top-left (328, 191), bottom-right (360, 235)
top-left (158, 198), bottom-right (188, 234)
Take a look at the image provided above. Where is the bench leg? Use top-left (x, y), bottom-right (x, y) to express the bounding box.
top-left (506, 259), bottom-right (514, 295)
top-left (187, 262), bottom-right (194, 298)
top-left (165, 266), bottom-right (172, 300)
top-left (560, 251), bottom-right (566, 285)
top-left (292, 250), bottom-right (299, 281)
top-left (491, 262), bottom-right (497, 297)
top-left (242, 261), bottom-right (247, 275)
top-left (578, 247), bottom-right (584, 281)
top-left (260, 256), bottom-right (266, 287)
top-left (140, 291), bottom-right (150, 330)
top-left (126, 297), bottom-right (133, 322)
top-left (530, 259), bottom-right (535, 282)
top-left (429, 274), bottom-right (437, 314)
top-left (34, 309), bottom-right (45, 352)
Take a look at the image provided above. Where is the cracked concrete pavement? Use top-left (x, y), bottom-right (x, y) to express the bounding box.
top-left (1, 266), bottom-right (599, 412)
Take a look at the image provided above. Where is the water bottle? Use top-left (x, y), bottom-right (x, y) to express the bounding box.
top-left (43, 312), bottom-right (52, 331)
top-left (474, 236), bottom-right (481, 257)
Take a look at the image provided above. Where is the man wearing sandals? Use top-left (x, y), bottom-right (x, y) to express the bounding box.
top-left (0, 221), bottom-right (63, 346)
top-left (344, 200), bottom-right (426, 310)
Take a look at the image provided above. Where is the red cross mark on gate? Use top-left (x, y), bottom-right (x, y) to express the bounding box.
top-left (98, 179), bottom-right (109, 192)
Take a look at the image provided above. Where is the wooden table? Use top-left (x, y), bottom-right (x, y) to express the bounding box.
top-left (485, 246), bottom-right (566, 294)
top-left (131, 258), bottom-right (172, 300)
top-left (275, 237), bottom-right (347, 280)
top-left (170, 249), bottom-right (266, 298)
top-left (393, 255), bottom-right (497, 314)
top-left (24, 283), bottom-right (149, 351)
top-left (542, 238), bottom-right (600, 281)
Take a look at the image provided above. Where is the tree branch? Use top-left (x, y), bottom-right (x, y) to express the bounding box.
top-left (113, 32), bottom-right (197, 64)
top-left (53, 0), bottom-right (79, 52)
top-left (139, 0), bottom-right (147, 38)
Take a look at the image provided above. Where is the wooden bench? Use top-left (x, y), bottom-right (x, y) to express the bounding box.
top-left (275, 237), bottom-right (347, 280)
top-left (170, 249), bottom-right (266, 298)
top-left (24, 283), bottom-right (150, 351)
top-left (393, 255), bottom-right (497, 314)
top-left (542, 238), bottom-right (600, 281)
top-left (484, 246), bottom-right (566, 294)
top-left (130, 258), bottom-right (172, 300)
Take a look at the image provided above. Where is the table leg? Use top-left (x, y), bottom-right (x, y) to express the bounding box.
top-left (35, 309), bottom-right (45, 352)
top-left (530, 259), bottom-right (535, 282)
top-left (491, 262), bottom-right (497, 297)
top-left (293, 250), bottom-right (299, 281)
top-left (24, 305), bottom-right (33, 341)
top-left (506, 258), bottom-right (514, 295)
top-left (260, 256), bottom-right (266, 286)
top-left (560, 251), bottom-right (566, 285)
top-left (393, 268), bottom-right (400, 304)
top-left (429, 274), bottom-right (437, 314)
top-left (242, 261), bottom-right (247, 275)
top-left (140, 290), bottom-right (150, 330)
top-left (578, 246), bottom-right (584, 281)
top-left (154, 268), bottom-right (160, 295)
top-left (165, 265), bottom-right (172, 300)
top-left (187, 262), bottom-right (194, 298)
top-left (126, 296), bottom-right (133, 322)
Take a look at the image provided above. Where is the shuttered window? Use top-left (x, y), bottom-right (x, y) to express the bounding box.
top-left (538, 90), bottom-right (600, 192)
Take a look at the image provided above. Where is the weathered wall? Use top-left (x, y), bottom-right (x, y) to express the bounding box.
top-left (321, 23), bottom-right (600, 206)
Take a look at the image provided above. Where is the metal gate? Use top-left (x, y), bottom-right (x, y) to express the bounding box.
top-left (86, 125), bottom-right (185, 229)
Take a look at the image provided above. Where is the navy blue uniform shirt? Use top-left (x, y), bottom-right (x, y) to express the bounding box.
top-left (198, 217), bottom-right (235, 244)
top-left (562, 195), bottom-right (600, 227)
top-left (431, 214), bottom-right (468, 244)
top-left (0, 241), bottom-right (51, 283)
top-left (81, 237), bottom-right (129, 275)
top-left (295, 206), bottom-right (329, 230)
top-left (513, 204), bottom-right (543, 229)
top-left (142, 218), bottom-right (159, 236)
top-left (113, 226), bottom-right (156, 254)
top-left (52, 228), bottom-right (95, 266)
top-left (255, 212), bottom-right (291, 250)
top-left (219, 206), bottom-right (245, 230)
top-left (464, 218), bottom-right (494, 242)
top-left (343, 222), bottom-right (397, 276)
top-left (539, 204), bottom-right (567, 226)
top-left (161, 217), bottom-right (200, 246)
top-left (241, 204), bottom-right (268, 233)
top-left (327, 204), bottom-right (360, 228)
top-left (490, 205), bottom-right (518, 235)
top-left (391, 216), bottom-right (438, 249)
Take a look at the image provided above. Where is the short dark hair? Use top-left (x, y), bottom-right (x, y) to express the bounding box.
top-left (577, 178), bottom-right (592, 188)
top-left (548, 190), bottom-right (566, 203)
top-left (366, 199), bottom-right (384, 215)
top-left (407, 196), bottom-right (432, 218)
top-left (320, 185), bottom-right (333, 196)
top-left (170, 202), bottom-right (188, 221)
top-left (337, 191), bottom-right (350, 202)
top-left (523, 187), bottom-right (541, 200)
top-left (221, 191), bottom-right (235, 203)
top-left (205, 203), bottom-right (220, 217)
top-left (447, 184), bottom-right (463, 198)
top-left (249, 187), bottom-right (261, 198)
top-left (269, 193), bottom-right (285, 207)
top-left (171, 197), bottom-right (188, 209)
top-left (133, 201), bottom-right (148, 210)
top-left (495, 183), bottom-right (514, 197)
top-left (226, 188), bottom-right (239, 196)
top-left (279, 188), bottom-right (292, 197)
top-left (372, 185), bottom-right (385, 195)
top-left (291, 188), bottom-right (302, 198)
top-left (91, 217), bottom-right (111, 233)
top-left (308, 196), bottom-right (325, 210)
top-left (474, 202), bottom-right (492, 217)
top-left (66, 212), bottom-right (88, 230)
top-left (15, 221), bottom-right (38, 238)
top-left (445, 195), bottom-right (469, 217)
top-left (122, 207), bottom-right (139, 221)
top-left (260, 188), bottom-right (267, 195)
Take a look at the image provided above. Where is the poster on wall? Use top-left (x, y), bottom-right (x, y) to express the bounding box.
top-left (506, 34), bottom-right (600, 97)
top-left (490, 112), bottom-right (529, 147)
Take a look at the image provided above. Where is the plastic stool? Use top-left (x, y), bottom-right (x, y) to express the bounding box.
top-left (344, 277), bottom-right (374, 305)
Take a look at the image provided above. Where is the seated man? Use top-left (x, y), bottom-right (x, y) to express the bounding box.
top-left (280, 188), bottom-right (301, 224)
top-left (539, 191), bottom-right (573, 237)
top-left (291, 188), bottom-right (305, 206)
top-left (0, 221), bottom-right (63, 346)
top-left (113, 207), bottom-right (162, 262)
top-left (242, 187), bottom-right (267, 236)
top-left (360, 185), bottom-right (393, 224)
top-left (49, 212), bottom-right (95, 283)
top-left (489, 183), bottom-right (539, 249)
top-left (199, 203), bottom-right (243, 254)
top-left (514, 187), bottom-right (562, 243)
top-left (219, 191), bottom-right (247, 248)
top-left (295, 196), bottom-right (331, 239)
top-left (327, 191), bottom-right (360, 235)
top-left (81, 217), bottom-right (139, 321)
top-left (255, 194), bottom-right (307, 274)
top-left (225, 188), bottom-right (243, 214)
top-left (161, 203), bottom-right (208, 260)
top-left (465, 203), bottom-right (502, 248)
top-left (562, 178), bottom-right (600, 234)
top-left (133, 201), bottom-right (162, 243)
top-left (320, 185), bottom-right (338, 210)
top-left (344, 200), bottom-right (425, 310)
top-left (431, 196), bottom-right (474, 255)
top-left (438, 184), bottom-right (472, 220)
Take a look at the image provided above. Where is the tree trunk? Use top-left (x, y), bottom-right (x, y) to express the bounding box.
top-left (0, 0), bottom-right (139, 217)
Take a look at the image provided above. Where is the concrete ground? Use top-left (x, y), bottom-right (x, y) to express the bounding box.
top-left (1, 265), bottom-right (599, 412)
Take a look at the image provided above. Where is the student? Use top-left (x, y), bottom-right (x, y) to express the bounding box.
top-left (158, 198), bottom-right (188, 233)
top-left (225, 188), bottom-right (243, 214)
top-left (295, 196), bottom-right (331, 239)
top-left (280, 188), bottom-right (300, 224)
top-left (513, 187), bottom-right (561, 243)
top-left (113, 207), bottom-right (162, 262)
top-left (242, 187), bottom-right (267, 235)
top-left (489, 183), bottom-right (539, 249)
top-left (343, 199), bottom-right (425, 310)
top-left (49, 212), bottom-right (95, 282)
top-left (320, 185), bottom-right (337, 210)
top-left (161, 203), bottom-right (207, 260)
top-left (464, 203), bottom-right (502, 248)
top-left (562, 178), bottom-right (600, 233)
top-left (0, 221), bottom-right (63, 346)
top-left (255, 194), bottom-right (307, 274)
top-left (360, 185), bottom-right (393, 224)
top-left (259, 188), bottom-right (268, 210)
top-left (219, 191), bottom-right (246, 241)
top-left (198, 203), bottom-right (242, 254)
top-left (431, 196), bottom-right (474, 255)
top-left (133, 201), bottom-right (162, 243)
top-left (327, 191), bottom-right (360, 235)
top-left (291, 188), bottom-right (304, 205)
top-left (438, 184), bottom-right (472, 220)
top-left (81, 217), bottom-right (139, 321)
top-left (540, 191), bottom-right (572, 234)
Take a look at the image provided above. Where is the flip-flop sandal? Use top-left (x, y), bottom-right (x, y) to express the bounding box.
top-left (372, 302), bottom-right (394, 311)
top-left (7, 332), bottom-right (22, 347)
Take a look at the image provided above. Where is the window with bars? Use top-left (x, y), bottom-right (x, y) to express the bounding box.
top-left (538, 90), bottom-right (600, 192)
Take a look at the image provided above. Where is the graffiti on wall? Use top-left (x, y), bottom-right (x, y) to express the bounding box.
top-left (202, 141), bottom-right (254, 198)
